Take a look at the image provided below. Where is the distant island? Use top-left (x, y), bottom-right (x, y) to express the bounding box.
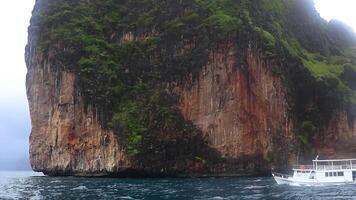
top-left (26, 0), bottom-right (356, 177)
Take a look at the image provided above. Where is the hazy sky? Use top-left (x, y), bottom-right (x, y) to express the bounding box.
top-left (0, 0), bottom-right (35, 170)
top-left (0, 1), bottom-right (355, 171)
top-left (314, 0), bottom-right (356, 32)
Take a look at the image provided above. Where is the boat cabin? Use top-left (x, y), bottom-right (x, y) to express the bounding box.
top-left (292, 158), bottom-right (356, 182)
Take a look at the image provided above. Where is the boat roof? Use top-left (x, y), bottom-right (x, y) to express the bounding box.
top-left (312, 158), bottom-right (356, 162)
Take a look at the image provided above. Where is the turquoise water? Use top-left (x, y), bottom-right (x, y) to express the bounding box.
top-left (1, 171), bottom-right (356, 199)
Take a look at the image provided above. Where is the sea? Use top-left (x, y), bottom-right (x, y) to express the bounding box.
top-left (1, 171), bottom-right (356, 200)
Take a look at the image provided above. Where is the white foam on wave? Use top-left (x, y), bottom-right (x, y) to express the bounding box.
top-left (119, 196), bottom-right (135, 200)
top-left (243, 185), bottom-right (267, 189)
top-left (209, 196), bottom-right (227, 200)
top-left (71, 186), bottom-right (88, 190)
top-left (29, 190), bottom-right (43, 200)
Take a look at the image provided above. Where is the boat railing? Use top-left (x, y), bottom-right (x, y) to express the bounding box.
top-left (291, 159), bottom-right (356, 172)
top-left (292, 165), bottom-right (314, 171)
top-left (315, 164), bottom-right (355, 171)
top-left (313, 159), bottom-right (356, 171)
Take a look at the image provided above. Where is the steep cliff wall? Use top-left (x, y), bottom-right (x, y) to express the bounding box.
top-left (26, 48), bottom-right (131, 176)
top-left (26, 0), bottom-right (356, 176)
top-left (316, 112), bottom-right (356, 158)
top-left (26, 39), bottom-right (295, 176)
top-left (176, 43), bottom-right (294, 165)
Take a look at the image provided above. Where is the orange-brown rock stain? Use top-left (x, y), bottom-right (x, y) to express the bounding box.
top-left (175, 42), bottom-right (295, 163)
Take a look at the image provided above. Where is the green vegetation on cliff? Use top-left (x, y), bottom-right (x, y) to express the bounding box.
top-left (30, 0), bottom-right (356, 162)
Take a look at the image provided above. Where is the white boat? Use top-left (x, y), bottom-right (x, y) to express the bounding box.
top-left (272, 156), bottom-right (356, 186)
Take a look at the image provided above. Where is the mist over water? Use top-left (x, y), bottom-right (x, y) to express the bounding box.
top-left (1, 172), bottom-right (356, 200)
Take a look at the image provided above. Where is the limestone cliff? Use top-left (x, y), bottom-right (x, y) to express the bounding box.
top-left (175, 43), bottom-right (294, 167)
top-left (26, 0), bottom-right (356, 176)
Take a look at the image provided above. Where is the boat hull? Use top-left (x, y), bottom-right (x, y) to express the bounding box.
top-left (273, 176), bottom-right (294, 185)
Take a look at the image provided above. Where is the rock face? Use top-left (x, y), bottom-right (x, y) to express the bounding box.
top-left (26, 50), bottom-right (131, 176)
top-left (317, 112), bottom-right (356, 159)
top-left (26, 0), bottom-right (356, 176)
top-left (176, 43), bottom-right (294, 165)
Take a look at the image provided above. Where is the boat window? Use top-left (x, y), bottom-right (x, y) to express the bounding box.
top-left (333, 172), bottom-right (337, 176)
top-left (338, 172), bottom-right (344, 176)
top-left (325, 172), bottom-right (329, 177)
top-left (329, 172), bottom-right (333, 176)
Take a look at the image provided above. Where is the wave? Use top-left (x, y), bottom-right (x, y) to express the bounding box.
top-left (71, 186), bottom-right (88, 190)
top-left (243, 185), bottom-right (267, 189)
